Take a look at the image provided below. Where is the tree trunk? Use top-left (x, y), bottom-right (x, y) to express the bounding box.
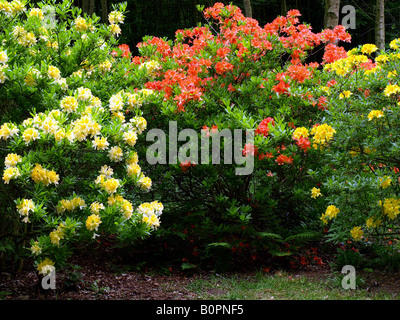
top-left (88, 0), bottom-right (95, 16)
top-left (81, 0), bottom-right (89, 14)
top-left (375, 0), bottom-right (385, 50)
top-left (101, 0), bottom-right (108, 23)
top-left (324, 0), bottom-right (340, 29)
top-left (243, 0), bottom-right (252, 18)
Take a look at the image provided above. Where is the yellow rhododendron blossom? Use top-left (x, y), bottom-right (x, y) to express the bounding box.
top-left (361, 44), bottom-right (378, 55)
top-left (101, 177), bottom-right (120, 194)
top-left (379, 176), bottom-right (392, 189)
top-left (49, 224), bottom-right (65, 246)
top-left (37, 258), bottom-right (55, 275)
top-left (311, 124), bottom-right (336, 148)
top-left (292, 127), bottom-right (309, 140)
top-left (22, 127), bottom-right (39, 144)
top-left (379, 198), bottom-right (400, 220)
top-left (0, 50), bottom-right (8, 64)
top-left (311, 187), bottom-right (322, 199)
top-left (86, 214), bottom-right (101, 231)
top-left (384, 84), bottom-right (400, 96)
top-left (390, 38), bottom-right (400, 50)
top-left (350, 226), bottom-right (363, 241)
top-left (92, 136), bottom-right (109, 150)
top-left (48, 65), bottom-right (61, 80)
top-left (16, 198), bottom-right (35, 223)
top-left (2, 167), bottom-right (20, 184)
top-left (108, 10), bottom-right (124, 24)
top-left (339, 90), bottom-right (352, 99)
top-left (368, 109), bottom-right (384, 121)
top-left (30, 242), bottom-right (42, 255)
top-left (74, 17), bottom-right (88, 32)
top-left (138, 176), bottom-right (152, 192)
top-left (5, 153), bottom-right (22, 168)
top-left (31, 163), bottom-right (59, 186)
top-left (108, 146), bottom-right (123, 162)
top-left (123, 130), bottom-right (138, 147)
top-left (109, 24), bottom-right (121, 36)
top-left (126, 163), bottom-right (141, 178)
top-left (90, 202), bottom-right (105, 214)
top-left (0, 123), bottom-right (19, 140)
top-left (366, 216), bottom-right (382, 229)
top-left (28, 7), bottom-right (44, 20)
top-left (60, 96), bottom-right (78, 113)
top-left (320, 205), bottom-right (339, 224)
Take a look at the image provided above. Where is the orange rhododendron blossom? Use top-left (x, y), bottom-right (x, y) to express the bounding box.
top-left (255, 117), bottom-right (275, 137)
top-left (215, 61), bottom-right (234, 75)
top-left (276, 154), bottom-right (294, 165)
top-left (243, 143), bottom-right (259, 157)
top-left (285, 64), bottom-right (311, 83)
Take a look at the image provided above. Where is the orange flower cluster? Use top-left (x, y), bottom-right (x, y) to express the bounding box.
top-left (137, 3), bottom-right (350, 113)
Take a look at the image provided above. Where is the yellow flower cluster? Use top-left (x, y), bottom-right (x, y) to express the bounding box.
top-left (92, 136), bottom-right (109, 150)
top-left (339, 90), bottom-right (352, 99)
top-left (11, 25), bottom-right (36, 47)
top-left (16, 199), bottom-right (35, 223)
top-left (37, 258), bottom-right (55, 276)
top-left (350, 226), bottom-right (363, 241)
top-left (49, 223), bottom-right (66, 246)
top-left (22, 127), bottom-right (39, 144)
top-left (292, 127), bottom-right (309, 140)
top-left (60, 96), bottom-right (78, 113)
top-left (310, 123), bottom-right (336, 149)
top-left (107, 194), bottom-right (134, 219)
top-left (320, 205), bottom-right (339, 224)
top-left (48, 65), bottom-right (61, 80)
top-left (74, 17), bottom-right (89, 32)
top-left (108, 10), bottom-right (124, 24)
top-left (379, 176), bottom-right (392, 189)
top-left (367, 110), bottom-right (384, 121)
top-left (31, 163), bottom-right (59, 186)
top-left (390, 38), bottom-right (400, 50)
top-left (90, 202), bottom-right (105, 214)
top-left (2, 166), bottom-right (20, 184)
top-left (4, 153), bottom-right (21, 168)
top-left (384, 84), bottom-right (400, 96)
top-left (28, 7), bottom-right (43, 20)
top-left (325, 53), bottom-right (369, 76)
top-left (30, 241), bottom-right (42, 255)
top-left (86, 214), bottom-right (101, 232)
top-left (379, 198), bottom-right (400, 220)
top-left (139, 60), bottom-right (161, 77)
top-left (311, 187), bottom-right (322, 199)
top-left (0, 122), bottom-right (19, 140)
top-left (57, 196), bottom-right (86, 213)
top-left (360, 44), bottom-right (378, 55)
top-left (137, 201), bottom-right (164, 229)
top-left (366, 216), bottom-right (382, 229)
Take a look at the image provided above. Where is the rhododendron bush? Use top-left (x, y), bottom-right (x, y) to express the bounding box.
top-left (0, 0), bottom-right (163, 274)
top-left (128, 3), bottom-right (352, 263)
top-left (3, 0), bottom-right (400, 274)
top-left (313, 41), bottom-right (400, 264)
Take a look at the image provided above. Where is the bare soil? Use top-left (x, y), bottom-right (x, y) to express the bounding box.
top-left (1, 243), bottom-right (400, 300)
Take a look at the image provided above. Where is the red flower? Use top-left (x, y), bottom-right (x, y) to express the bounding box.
top-left (118, 44), bottom-right (131, 58)
top-left (272, 80), bottom-right (290, 95)
top-left (215, 61), bottom-right (234, 75)
top-left (295, 137), bottom-right (311, 152)
top-left (255, 117), bottom-right (275, 137)
top-left (276, 154), bottom-right (293, 165)
top-left (243, 143), bottom-right (259, 157)
top-left (180, 161), bottom-right (195, 172)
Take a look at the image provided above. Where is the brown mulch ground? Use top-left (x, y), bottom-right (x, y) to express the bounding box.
top-left (1, 244), bottom-right (400, 300)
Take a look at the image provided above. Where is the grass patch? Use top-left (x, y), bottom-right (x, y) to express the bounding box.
top-left (185, 270), bottom-right (400, 300)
